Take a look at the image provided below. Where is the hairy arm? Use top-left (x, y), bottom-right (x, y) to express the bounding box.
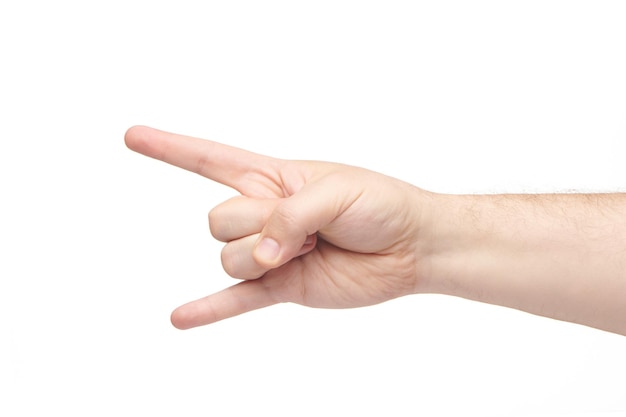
top-left (422, 192), bottom-right (626, 335)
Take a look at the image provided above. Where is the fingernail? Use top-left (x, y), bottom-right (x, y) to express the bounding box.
top-left (255, 237), bottom-right (280, 263)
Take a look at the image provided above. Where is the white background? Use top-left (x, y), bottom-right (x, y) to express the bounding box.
top-left (1, 1), bottom-right (626, 416)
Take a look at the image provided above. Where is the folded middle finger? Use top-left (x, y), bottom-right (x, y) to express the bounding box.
top-left (209, 196), bottom-right (281, 242)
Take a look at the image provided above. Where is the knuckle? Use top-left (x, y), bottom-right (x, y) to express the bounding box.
top-left (208, 206), bottom-right (230, 241)
top-left (271, 203), bottom-right (299, 229)
top-left (220, 246), bottom-right (239, 278)
top-left (208, 206), bottom-right (220, 232)
top-left (208, 196), bottom-right (249, 241)
top-left (220, 239), bottom-right (266, 280)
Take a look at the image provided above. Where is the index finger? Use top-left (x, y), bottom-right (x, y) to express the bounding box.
top-left (124, 125), bottom-right (278, 192)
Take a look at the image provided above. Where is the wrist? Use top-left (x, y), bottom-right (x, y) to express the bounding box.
top-left (414, 193), bottom-right (530, 300)
top-left (413, 193), bottom-right (488, 296)
top-left (412, 192), bottom-right (524, 299)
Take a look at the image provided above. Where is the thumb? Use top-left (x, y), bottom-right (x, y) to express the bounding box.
top-left (252, 174), bottom-right (357, 268)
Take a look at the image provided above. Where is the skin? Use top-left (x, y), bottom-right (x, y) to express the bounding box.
top-left (124, 126), bottom-right (626, 335)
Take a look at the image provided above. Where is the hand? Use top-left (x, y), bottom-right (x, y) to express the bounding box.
top-left (125, 126), bottom-right (433, 329)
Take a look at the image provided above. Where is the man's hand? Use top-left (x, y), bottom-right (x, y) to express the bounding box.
top-left (124, 126), bottom-right (433, 329)
top-left (126, 126), bottom-right (626, 336)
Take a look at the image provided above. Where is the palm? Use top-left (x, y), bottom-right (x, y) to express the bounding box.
top-left (262, 162), bottom-right (420, 309)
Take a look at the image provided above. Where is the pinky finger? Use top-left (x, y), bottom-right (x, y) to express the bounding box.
top-left (170, 279), bottom-right (278, 329)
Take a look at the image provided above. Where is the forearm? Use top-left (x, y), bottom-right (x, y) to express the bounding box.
top-left (421, 192), bottom-right (626, 335)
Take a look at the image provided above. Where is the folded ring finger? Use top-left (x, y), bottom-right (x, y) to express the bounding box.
top-left (221, 232), bottom-right (318, 280)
